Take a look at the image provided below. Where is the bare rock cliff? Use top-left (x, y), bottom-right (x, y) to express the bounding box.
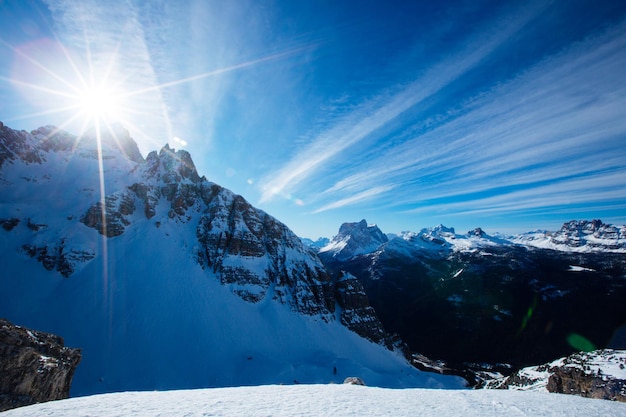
top-left (0, 318), bottom-right (81, 411)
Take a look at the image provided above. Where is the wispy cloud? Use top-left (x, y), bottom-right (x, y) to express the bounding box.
top-left (258, 2), bottom-right (549, 204)
top-left (405, 169), bottom-right (626, 217)
top-left (312, 185), bottom-right (396, 214)
top-left (302, 16), bottom-right (626, 218)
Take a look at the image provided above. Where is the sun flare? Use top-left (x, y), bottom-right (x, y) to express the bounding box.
top-left (75, 84), bottom-right (123, 124)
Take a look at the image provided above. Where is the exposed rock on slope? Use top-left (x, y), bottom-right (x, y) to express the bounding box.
top-left (334, 272), bottom-right (388, 345)
top-left (0, 319), bottom-right (81, 412)
top-left (484, 349), bottom-right (626, 402)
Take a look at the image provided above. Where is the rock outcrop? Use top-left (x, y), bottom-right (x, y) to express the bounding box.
top-left (343, 376), bottom-right (366, 385)
top-left (334, 272), bottom-right (388, 344)
top-left (0, 318), bottom-right (81, 411)
top-left (484, 349), bottom-right (626, 402)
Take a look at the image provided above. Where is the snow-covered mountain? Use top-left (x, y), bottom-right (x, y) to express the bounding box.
top-left (318, 219), bottom-right (626, 379)
top-left (316, 220), bottom-right (626, 261)
top-left (300, 237), bottom-right (330, 250)
top-left (318, 219), bottom-right (388, 261)
top-left (511, 220), bottom-right (626, 253)
top-left (0, 123), bottom-right (464, 396)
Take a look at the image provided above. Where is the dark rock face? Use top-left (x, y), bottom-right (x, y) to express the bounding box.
top-left (0, 125), bottom-right (43, 169)
top-left (546, 366), bottom-right (626, 401)
top-left (81, 191), bottom-right (136, 237)
top-left (334, 272), bottom-right (387, 344)
top-left (20, 241), bottom-right (95, 278)
top-left (467, 227), bottom-right (486, 237)
top-left (0, 318), bottom-right (81, 411)
top-left (0, 218), bottom-right (20, 231)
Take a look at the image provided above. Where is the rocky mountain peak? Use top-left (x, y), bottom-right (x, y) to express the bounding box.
top-left (429, 224), bottom-right (456, 236)
top-left (144, 144), bottom-right (200, 184)
top-left (96, 125), bottom-right (144, 164)
top-left (560, 219), bottom-right (604, 232)
top-left (543, 219), bottom-right (626, 251)
top-left (467, 227), bottom-right (486, 237)
top-left (320, 219), bottom-right (388, 261)
top-left (0, 121), bottom-right (144, 172)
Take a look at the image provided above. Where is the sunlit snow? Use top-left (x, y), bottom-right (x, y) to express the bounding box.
top-left (3, 385), bottom-right (625, 417)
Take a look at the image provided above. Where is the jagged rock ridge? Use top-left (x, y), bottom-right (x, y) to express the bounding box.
top-left (0, 318), bottom-right (81, 412)
top-left (513, 219), bottom-right (626, 252)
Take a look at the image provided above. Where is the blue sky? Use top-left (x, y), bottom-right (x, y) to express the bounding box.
top-left (1, 0), bottom-right (626, 239)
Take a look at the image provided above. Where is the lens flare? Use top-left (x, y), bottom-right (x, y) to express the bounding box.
top-left (567, 333), bottom-right (596, 352)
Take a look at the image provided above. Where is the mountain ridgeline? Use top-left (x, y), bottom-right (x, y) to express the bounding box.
top-left (0, 122), bottom-right (465, 395)
top-left (315, 219), bottom-right (626, 378)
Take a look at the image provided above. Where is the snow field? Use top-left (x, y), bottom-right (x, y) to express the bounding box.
top-left (2, 384), bottom-right (626, 417)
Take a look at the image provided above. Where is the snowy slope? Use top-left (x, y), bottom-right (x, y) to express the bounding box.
top-left (2, 384), bottom-right (626, 417)
top-left (0, 124), bottom-right (464, 396)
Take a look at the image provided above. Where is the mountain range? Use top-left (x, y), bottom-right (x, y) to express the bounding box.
top-left (315, 219), bottom-right (626, 380)
top-left (2, 121), bottom-right (624, 398)
top-left (0, 122), bottom-right (465, 396)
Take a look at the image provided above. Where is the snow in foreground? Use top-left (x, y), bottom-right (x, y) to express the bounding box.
top-left (3, 385), bottom-right (625, 417)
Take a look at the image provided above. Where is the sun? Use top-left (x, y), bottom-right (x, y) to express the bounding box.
top-left (75, 83), bottom-right (123, 124)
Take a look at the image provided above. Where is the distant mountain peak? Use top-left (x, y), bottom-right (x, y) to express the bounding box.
top-left (514, 219), bottom-right (626, 253)
top-left (319, 219), bottom-right (388, 261)
top-left (467, 227), bottom-right (486, 237)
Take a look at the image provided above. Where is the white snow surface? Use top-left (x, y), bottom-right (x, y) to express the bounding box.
top-left (3, 384), bottom-right (626, 417)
